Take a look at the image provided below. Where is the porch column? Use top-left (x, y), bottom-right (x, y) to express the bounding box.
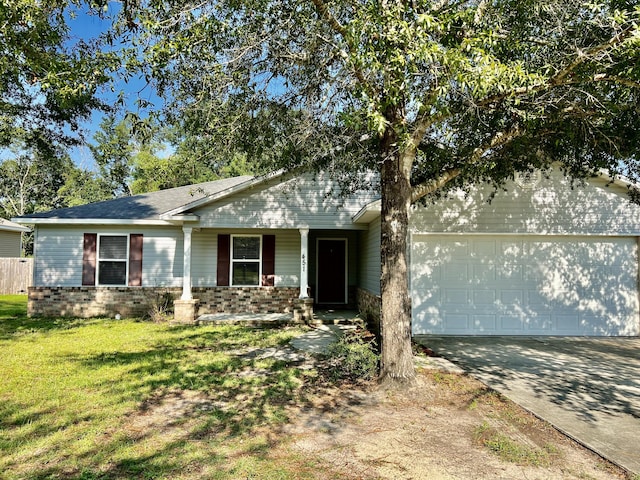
top-left (299, 228), bottom-right (309, 298)
top-left (181, 226), bottom-right (193, 300)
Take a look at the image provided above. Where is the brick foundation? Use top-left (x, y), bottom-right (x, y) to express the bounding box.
top-left (28, 286), bottom-right (302, 319)
top-left (28, 286), bottom-right (181, 318)
top-left (356, 288), bottom-right (381, 335)
top-left (193, 287), bottom-right (299, 316)
top-left (293, 297), bottom-right (314, 323)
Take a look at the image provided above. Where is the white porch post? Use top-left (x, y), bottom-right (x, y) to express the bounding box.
top-left (181, 226), bottom-right (193, 300)
top-left (299, 228), bottom-right (309, 298)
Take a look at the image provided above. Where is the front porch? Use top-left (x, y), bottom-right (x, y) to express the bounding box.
top-left (174, 226), bottom-right (363, 323)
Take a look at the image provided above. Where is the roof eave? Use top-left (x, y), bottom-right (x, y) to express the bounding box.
top-left (2, 222), bottom-right (31, 233)
top-left (13, 218), bottom-right (177, 226)
top-left (352, 199), bottom-right (381, 224)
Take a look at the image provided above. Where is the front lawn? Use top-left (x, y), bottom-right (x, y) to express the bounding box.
top-left (0, 295), bottom-right (318, 479)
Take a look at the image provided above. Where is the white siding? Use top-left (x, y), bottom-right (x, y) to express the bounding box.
top-left (194, 173), bottom-right (378, 230)
top-left (411, 170), bottom-right (640, 235)
top-left (358, 219), bottom-right (381, 295)
top-left (0, 231), bottom-right (22, 257)
top-left (33, 225), bottom-right (184, 287)
top-left (191, 229), bottom-right (300, 287)
top-left (141, 228), bottom-right (183, 287)
top-left (191, 229), bottom-right (217, 287)
top-left (34, 227), bottom-right (84, 286)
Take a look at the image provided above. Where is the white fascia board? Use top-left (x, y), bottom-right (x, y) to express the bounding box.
top-left (163, 214), bottom-right (201, 223)
top-left (160, 170), bottom-right (285, 219)
top-left (3, 222), bottom-right (31, 232)
top-left (352, 199), bottom-right (381, 224)
top-left (597, 169), bottom-right (640, 190)
top-left (14, 218), bottom-right (177, 226)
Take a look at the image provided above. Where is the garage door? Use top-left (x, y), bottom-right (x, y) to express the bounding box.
top-left (411, 235), bottom-right (640, 336)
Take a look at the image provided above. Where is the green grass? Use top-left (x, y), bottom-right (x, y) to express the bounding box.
top-left (473, 421), bottom-right (557, 467)
top-left (0, 295), bottom-right (320, 479)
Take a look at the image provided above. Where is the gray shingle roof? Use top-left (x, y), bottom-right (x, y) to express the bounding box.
top-left (18, 176), bottom-right (253, 221)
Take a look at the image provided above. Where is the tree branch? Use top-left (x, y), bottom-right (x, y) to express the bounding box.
top-left (309, 0), bottom-right (346, 35)
top-left (410, 125), bottom-right (523, 202)
top-left (309, 0), bottom-right (379, 102)
top-left (476, 24), bottom-right (638, 107)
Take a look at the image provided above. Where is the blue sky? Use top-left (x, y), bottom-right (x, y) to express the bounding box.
top-left (66, 2), bottom-right (161, 169)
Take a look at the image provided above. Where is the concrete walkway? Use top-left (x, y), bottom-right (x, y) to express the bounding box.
top-left (290, 324), bottom-right (354, 355)
top-left (418, 336), bottom-right (640, 475)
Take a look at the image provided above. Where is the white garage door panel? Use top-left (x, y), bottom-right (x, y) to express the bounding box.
top-left (411, 236), bottom-right (640, 336)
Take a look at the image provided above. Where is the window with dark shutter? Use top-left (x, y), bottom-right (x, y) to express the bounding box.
top-left (218, 234), bottom-right (275, 287)
top-left (82, 233), bottom-right (97, 286)
top-left (217, 234), bottom-right (230, 286)
top-left (262, 235), bottom-right (275, 286)
top-left (128, 234), bottom-right (143, 286)
top-left (231, 236), bottom-right (261, 286)
top-left (98, 235), bottom-right (128, 285)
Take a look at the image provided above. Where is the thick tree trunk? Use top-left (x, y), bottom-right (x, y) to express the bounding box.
top-left (379, 145), bottom-right (416, 384)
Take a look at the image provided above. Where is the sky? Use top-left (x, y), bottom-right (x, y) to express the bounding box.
top-left (65, 2), bottom-right (161, 169)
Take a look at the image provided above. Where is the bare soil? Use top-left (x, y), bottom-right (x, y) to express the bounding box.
top-left (279, 361), bottom-right (631, 480)
top-left (122, 351), bottom-right (632, 480)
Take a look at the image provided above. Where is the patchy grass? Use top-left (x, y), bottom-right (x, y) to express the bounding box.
top-left (473, 421), bottom-right (558, 466)
top-left (0, 295), bottom-right (319, 479)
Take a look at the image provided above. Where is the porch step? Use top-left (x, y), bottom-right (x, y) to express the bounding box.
top-left (196, 312), bottom-right (293, 326)
top-left (194, 310), bottom-right (363, 327)
top-left (309, 310), bottom-right (364, 326)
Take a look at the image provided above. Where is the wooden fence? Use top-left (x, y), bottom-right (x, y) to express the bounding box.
top-left (0, 258), bottom-right (33, 295)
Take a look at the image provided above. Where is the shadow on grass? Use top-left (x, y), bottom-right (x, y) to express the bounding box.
top-left (0, 315), bottom-right (363, 479)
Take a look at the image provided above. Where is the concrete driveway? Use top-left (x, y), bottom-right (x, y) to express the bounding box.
top-left (417, 336), bottom-right (640, 475)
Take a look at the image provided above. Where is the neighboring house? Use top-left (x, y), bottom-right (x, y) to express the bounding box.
top-left (14, 168), bottom-right (640, 337)
top-left (0, 219), bottom-right (30, 257)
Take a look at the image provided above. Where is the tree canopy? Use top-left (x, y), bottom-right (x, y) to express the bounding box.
top-left (0, 0), bottom-right (117, 157)
top-left (114, 0), bottom-right (640, 382)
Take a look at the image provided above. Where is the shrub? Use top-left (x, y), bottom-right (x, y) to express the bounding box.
top-left (324, 329), bottom-right (379, 382)
top-left (147, 290), bottom-right (175, 322)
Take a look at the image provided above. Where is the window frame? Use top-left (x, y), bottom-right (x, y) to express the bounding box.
top-left (96, 233), bottom-right (130, 286)
top-left (230, 234), bottom-right (262, 287)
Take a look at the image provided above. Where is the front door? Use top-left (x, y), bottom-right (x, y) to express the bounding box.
top-left (316, 239), bottom-right (347, 304)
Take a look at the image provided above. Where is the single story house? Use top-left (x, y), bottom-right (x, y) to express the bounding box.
top-left (0, 219), bottom-right (30, 258)
top-left (14, 168), bottom-right (640, 336)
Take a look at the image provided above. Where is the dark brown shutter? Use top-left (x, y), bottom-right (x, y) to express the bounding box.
top-left (217, 234), bottom-right (230, 286)
top-left (262, 234), bottom-right (275, 286)
top-left (128, 234), bottom-right (143, 286)
top-left (82, 233), bottom-right (97, 286)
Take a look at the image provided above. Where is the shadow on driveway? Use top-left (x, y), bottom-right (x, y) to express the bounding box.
top-left (416, 336), bottom-right (640, 475)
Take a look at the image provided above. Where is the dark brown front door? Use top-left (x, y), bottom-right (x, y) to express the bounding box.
top-left (316, 239), bottom-right (347, 304)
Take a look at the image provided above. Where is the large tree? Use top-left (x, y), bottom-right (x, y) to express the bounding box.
top-left (0, 0), bottom-right (116, 159)
top-left (117, 0), bottom-right (640, 383)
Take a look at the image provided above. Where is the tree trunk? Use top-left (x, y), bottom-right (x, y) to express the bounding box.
top-left (379, 143), bottom-right (416, 384)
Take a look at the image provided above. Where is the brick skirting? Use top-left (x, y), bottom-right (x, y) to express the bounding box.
top-left (356, 288), bottom-right (381, 335)
top-left (193, 287), bottom-right (299, 316)
top-left (28, 286), bottom-right (302, 319)
top-left (27, 286), bottom-right (180, 318)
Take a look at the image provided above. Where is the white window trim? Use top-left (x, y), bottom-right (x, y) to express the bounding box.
top-left (96, 233), bottom-right (130, 286)
top-left (230, 234), bottom-right (262, 287)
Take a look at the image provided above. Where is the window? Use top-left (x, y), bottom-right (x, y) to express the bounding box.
top-left (231, 235), bottom-right (261, 286)
top-left (98, 235), bottom-right (128, 285)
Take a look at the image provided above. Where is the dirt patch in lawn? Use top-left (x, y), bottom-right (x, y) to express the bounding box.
top-left (280, 364), bottom-right (630, 480)
top-left (115, 352), bottom-right (631, 480)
